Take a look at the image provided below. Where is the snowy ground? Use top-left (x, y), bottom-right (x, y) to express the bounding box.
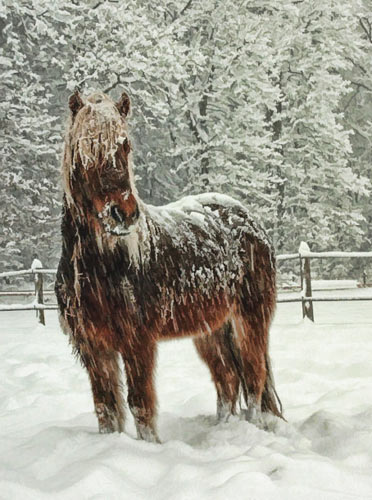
top-left (0, 293), bottom-right (372, 499)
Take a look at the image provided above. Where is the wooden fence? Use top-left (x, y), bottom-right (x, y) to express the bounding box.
top-left (0, 267), bottom-right (57, 325)
top-left (1, 243), bottom-right (372, 324)
top-left (276, 243), bottom-right (372, 321)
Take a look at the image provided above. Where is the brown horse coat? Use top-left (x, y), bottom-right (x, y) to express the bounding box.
top-left (55, 90), bottom-right (283, 442)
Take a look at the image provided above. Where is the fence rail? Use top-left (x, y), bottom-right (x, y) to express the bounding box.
top-left (0, 304), bottom-right (58, 312)
top-left (0, 268), bottom-right (58, 278)
top-left (0, 291), bottom-right (55, 297)
top-left (1, 243), bottom-right (371, 323)
top-left (278, 295), bottom-right (372, 303)
top-left (276, 251), bottom-right (372, 261)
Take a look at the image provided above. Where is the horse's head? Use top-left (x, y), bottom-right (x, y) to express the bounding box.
top-left (63, 90), bottom-right (139, 238)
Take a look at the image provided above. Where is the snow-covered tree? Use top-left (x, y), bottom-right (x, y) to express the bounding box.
top-left (342, 0), bottom-right (372, 247)
top-left (0, 0), bottom-right (371, 273)
top-left (258, 0), bottom-right (370, 251)
top-left (161, 0), bottom-right (370, 252)
top-left (0, 1), bottom-right (65, 269)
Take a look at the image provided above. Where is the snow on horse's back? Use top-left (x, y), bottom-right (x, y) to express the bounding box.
top-left (55, 90), bottom-right (283, 443)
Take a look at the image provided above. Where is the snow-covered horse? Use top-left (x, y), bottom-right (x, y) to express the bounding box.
top-left (55, 90), bottom-right (283, 442)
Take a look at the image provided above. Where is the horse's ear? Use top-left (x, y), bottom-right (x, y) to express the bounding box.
top-left (69, 91), bottom-right (84, 117)
top-left (116, 91), bottom-right (131, 117)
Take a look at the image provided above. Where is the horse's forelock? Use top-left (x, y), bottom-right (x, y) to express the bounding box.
top-left (70, 97), bottom-right (128, 167)
top-left (62, 92), bottom-right (133, 205)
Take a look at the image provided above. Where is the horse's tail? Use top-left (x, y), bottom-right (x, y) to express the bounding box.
top-left (225, 325), bottom-right (284, 420)
top-left (261, 353), bottom-right (285, 419)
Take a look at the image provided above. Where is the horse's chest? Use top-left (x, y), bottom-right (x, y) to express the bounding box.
top-left (83, 276), bottom-right (139, 318)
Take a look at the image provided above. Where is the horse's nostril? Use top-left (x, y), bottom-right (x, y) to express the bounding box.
top-left (110, 206), bottom-right (124, 223)
top-left (134, 206), bottom-right (140, 220)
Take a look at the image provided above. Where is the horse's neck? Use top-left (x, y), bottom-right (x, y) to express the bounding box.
top-left (62, 202), bottom-right (100, 255)
top-left (61, 200), bottom-right (142, 273)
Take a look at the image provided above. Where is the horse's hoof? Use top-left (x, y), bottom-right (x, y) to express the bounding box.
top-left (97, 405), bottom-right (123, 434)
top-left (241, 406), bottom-right (262, 424)
top-left (99, 426), bottom-right (115, 434)
top-left (137, 424), bottom-right (161, 444)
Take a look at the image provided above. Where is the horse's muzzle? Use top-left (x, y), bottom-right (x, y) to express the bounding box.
top-left (106, 204), bottom-right (139, 236)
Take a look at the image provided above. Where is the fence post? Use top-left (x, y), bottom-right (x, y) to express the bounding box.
top-left (32, 256), bottom-right (45, 326)
top-left (299, 242), bottom-right (314, 322)
top-left (299, 253), bottom-right (305, 317)
top-left (362, 270), bottom-right (367, 287)
top-left (35, 272), bottom-right (45, 325)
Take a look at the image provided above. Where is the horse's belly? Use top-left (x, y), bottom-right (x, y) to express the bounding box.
top-left (152, 288), bottom-right (232, 339)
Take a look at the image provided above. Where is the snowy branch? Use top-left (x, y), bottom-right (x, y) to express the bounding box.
top-left (92, 0), bottom-right (119, 9)
top-left (359, 17), bottom-right (372, 44)
top-left (349, 80), bottom-right (372, 93)
top-left (104, 73), bottom-right (124, 93)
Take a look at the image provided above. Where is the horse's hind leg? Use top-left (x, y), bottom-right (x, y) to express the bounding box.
top-left (231, 311), bottom-right (268, 422)
top-left (193, 323), bottom-right (240, 422)
top-left (122, 341), bottom-right (159, 443)
top-left (78, 343), bottom-right (125, 433)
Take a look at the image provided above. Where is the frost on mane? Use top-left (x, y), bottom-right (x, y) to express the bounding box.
top-left (62, 91), bottom-right (135, 206)
top-left (55, 90), bottom-right (283, 444)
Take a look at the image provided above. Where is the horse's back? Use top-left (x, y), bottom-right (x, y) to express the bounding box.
top-left (149, 192), bottom-right (271, 244)
top-left (147, 192), bottom-right (274, 270)
top-left (145, 192), bottom-right (275, 308)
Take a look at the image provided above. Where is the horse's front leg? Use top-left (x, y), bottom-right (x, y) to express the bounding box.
top-left (122, 341), bottom-right (159, 443)
top-left (77, 341), bottom-right (125, 433)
